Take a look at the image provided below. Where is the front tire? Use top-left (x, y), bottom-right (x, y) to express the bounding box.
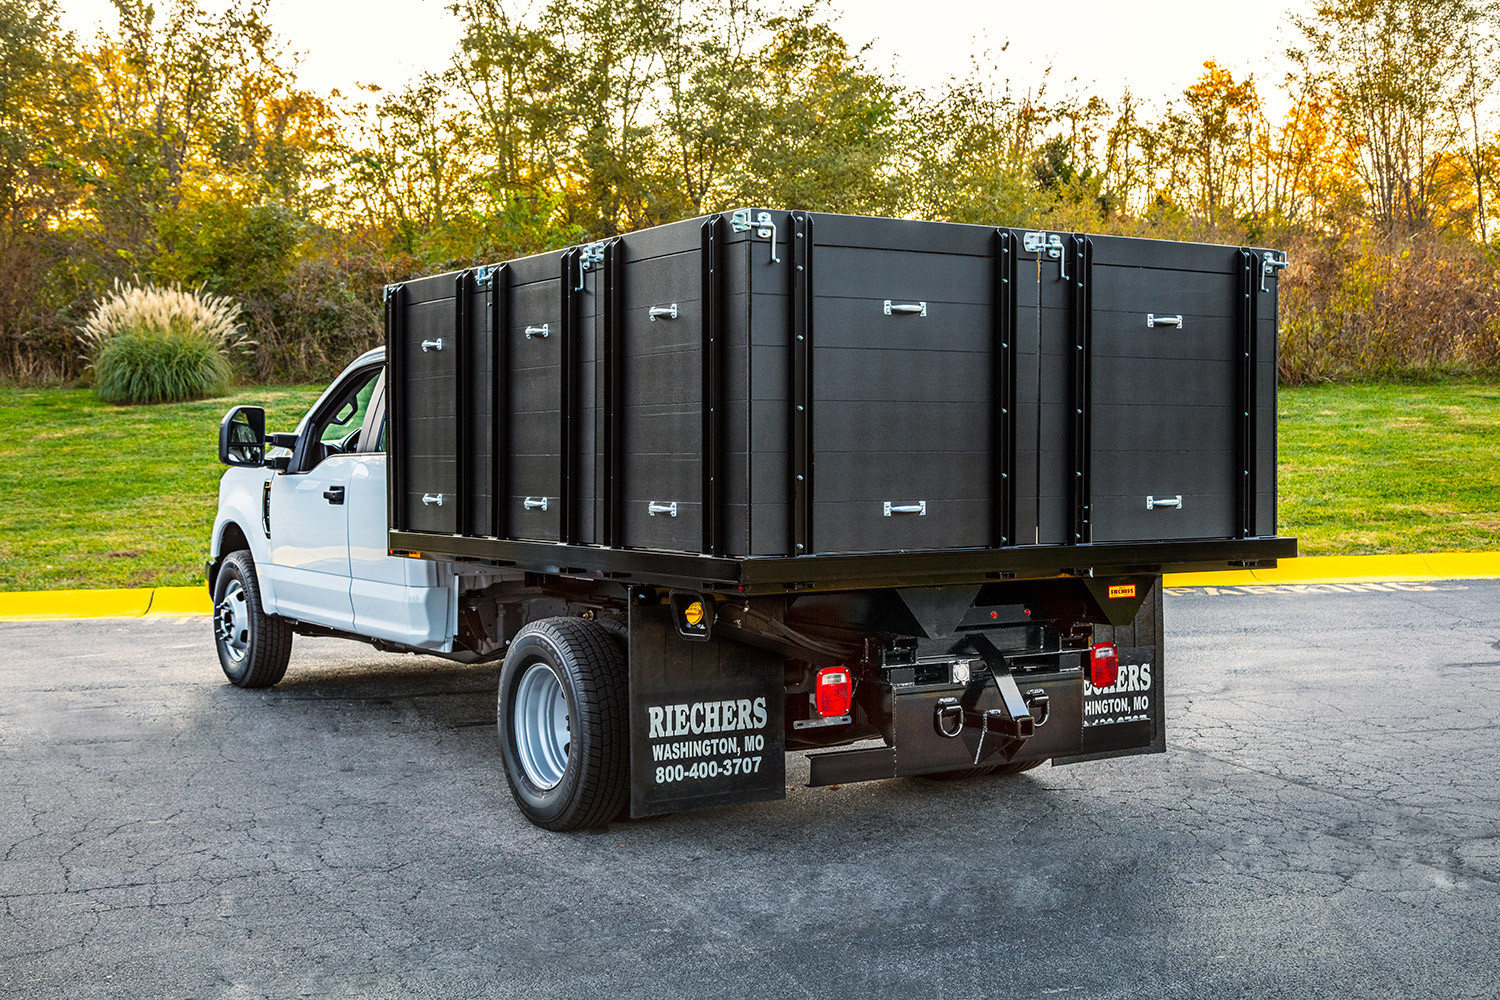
top-left (496, 618), bottom-right (629, 831)
top-left (212, 550), bottom-right (293, 688)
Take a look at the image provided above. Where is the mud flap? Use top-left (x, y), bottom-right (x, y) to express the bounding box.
top-left (627, 600), bottom-right (786, 818)
top-left (1057, 578), bottom-right (1167, 763)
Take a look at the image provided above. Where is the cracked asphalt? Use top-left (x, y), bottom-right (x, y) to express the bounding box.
top-left (2, 580), bottom-right (1498, 999)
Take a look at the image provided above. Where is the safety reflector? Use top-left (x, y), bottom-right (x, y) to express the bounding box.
top-left (814, 667), bottom-right (852, 717)
top-left (1089, 643), bottom-right (1119, 689)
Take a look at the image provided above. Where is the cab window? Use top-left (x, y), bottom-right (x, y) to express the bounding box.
top-left (301, 368), bottom-right (379, 471)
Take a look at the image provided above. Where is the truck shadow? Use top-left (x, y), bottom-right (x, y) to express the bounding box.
top-left (248, 650), bottom-right (501, 728)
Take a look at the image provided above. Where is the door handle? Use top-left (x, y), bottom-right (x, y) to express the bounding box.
top-left (323, 486), bottom-right (345, 505)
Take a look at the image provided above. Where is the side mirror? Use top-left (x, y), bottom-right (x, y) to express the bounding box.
top-left (219, 406), bottom-right (266, 467)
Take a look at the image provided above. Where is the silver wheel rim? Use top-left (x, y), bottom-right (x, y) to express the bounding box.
top-left (214, 579), bottom-right (250, 662)
top-left (512, 661), bottom-right (570, 789)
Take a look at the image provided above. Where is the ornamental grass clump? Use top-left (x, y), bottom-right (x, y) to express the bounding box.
top-left (81, 282), bottom-right (248, 404)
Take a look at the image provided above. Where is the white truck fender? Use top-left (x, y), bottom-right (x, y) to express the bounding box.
top-left (207, 466), bottom-right (278, 612)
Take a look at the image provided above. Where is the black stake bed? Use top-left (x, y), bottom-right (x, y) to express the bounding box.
top-left (384, 210), bottom-right (1292, 592)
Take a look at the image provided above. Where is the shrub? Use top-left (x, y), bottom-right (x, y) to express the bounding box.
top-left (1278, 232), bottom-right (1500, 384)
top-left (80, 282), bottom-right (247, 403)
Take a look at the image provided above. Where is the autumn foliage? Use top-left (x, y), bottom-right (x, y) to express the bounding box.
top-left (3, 0), bottom-right (1500, 386)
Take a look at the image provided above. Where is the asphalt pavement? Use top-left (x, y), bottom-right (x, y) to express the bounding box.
top-left (2, 580), bottom-right (1497, 999)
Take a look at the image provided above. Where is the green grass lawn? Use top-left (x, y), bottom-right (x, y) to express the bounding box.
top-left (1, 380), bottom-right (1497, 591)
top-left (0, 385), bottom-right (323, 591)
top-left (1277, 381), bottom-right (1500, 555)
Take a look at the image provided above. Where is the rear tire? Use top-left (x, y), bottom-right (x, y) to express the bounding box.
top-left (496, 618), bottom-right (629, 831)
top-left (212, 550), bottom-right (293, 688)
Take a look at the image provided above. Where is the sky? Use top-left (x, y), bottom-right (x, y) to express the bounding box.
top-left (53, 0), bottom-right (1314, 111)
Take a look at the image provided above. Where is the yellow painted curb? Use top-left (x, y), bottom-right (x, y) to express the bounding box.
top-left (1163, 552), bottom-right (1500, 589)
top-left (3, 552), bottom-right (1499, 622)
top-left (145, 586), bottom-right (213, 617)
top-left (0, 587), bottom-right (154, 622)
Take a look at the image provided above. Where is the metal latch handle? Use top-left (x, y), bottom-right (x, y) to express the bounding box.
top-left (422, 493), bottom-right (444, 506)
top-left (648, 501), bottom-right (678, 517)
top-left (883, 501), bottom-right (927, 516)
top-left (729, 210), bottom-right (780, 264)
top-left (649, 304), bottom-right (678, 321)
top-left (883, 300), bottom-right (927, 317)
top-left (1146, 495), bottom-right (1182, 510)
top-left (421, 338), bottom-right (444, 352)
top-left (524, 324), bottom-right (549, 339)
top-left (523, 496), bottom-right (549, 511)
top-left (1261, 251), bottom-right (1289, 292)
top-left (1146, 314), bottom-right (1183, 328)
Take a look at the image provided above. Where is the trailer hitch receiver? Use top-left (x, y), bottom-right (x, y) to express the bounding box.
top-left (927, 633), bottom-right (1050, 762)
top-left (932, 672), bottom-right (1039, 741)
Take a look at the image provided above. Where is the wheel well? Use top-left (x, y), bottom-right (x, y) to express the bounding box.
top-left (219, 521), bottom-right (250, 557)
top-left (209, 522), bottom-right (252, 592)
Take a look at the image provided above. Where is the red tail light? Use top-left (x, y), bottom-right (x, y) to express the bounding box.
top-left (814, 666), bottom-right (852, 717)
top-left (1089, 643), bottom-right (1119, 689)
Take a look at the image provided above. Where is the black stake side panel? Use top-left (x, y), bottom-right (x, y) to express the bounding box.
top-left (618, 243), bottom-right (706, 552)
top-left (740, 237), bottom-right (792, 558)
top-left (385, 212), bottom-right (1293, 574)
top-left (384, 285), bottom-right (406, 534)
top-left (392, 274), bottom-right (458, 535)
top-left (627, 601), bottom-right (785, 818)
top-left (1086, 239), bottom-right (1245, 543)
top-left (808, 235), bottom-right (994, 553)
top-left (506, 255), bottom-right (565, 541)
top-left (719, 239), bottom-right (757, 558)
top-left (1032, 245), bottom-right (1075, 546)
top-left (994, 229), bottom-right (1017, 548)
top-left (570, 248), bottom-right (600, 547)
top-left (489, 264), bottom-right (510, 540)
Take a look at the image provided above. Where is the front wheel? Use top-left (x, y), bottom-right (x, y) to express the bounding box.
top-left (496, 618), bottom-right (629, 831)
top-left (212, 550), bottom-right (293, 688)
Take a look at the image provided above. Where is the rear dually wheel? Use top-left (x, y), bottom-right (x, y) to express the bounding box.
top-left (496, 618), bottom-right (629, 831)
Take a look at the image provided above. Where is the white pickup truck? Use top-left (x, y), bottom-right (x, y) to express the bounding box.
top-left (208, 210), bottom-right (1293, 831)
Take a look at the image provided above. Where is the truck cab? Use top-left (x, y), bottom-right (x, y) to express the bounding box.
top-left (208, 349), bottom-right (469, 684)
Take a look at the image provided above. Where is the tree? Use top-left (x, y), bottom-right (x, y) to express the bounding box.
top-left (1292, 0), bottom-right (1500, 233)
top-left (723, 14), bottom-right (903, 214)
top-left (0, 0), bottom-right (88, 375)
top-left (1178, 61), bottom-right (1261, 230)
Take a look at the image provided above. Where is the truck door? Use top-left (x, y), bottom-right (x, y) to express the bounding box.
top-left (266, 365), bottom-right (381, 630)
